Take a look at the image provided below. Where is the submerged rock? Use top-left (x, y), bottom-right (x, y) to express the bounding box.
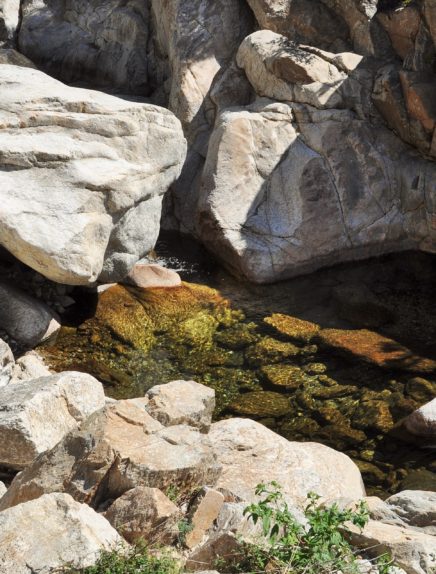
top-left (263, 314), bottom-right (320, 343)
top-left (317, 329), bottom-right (436, 374)
top-left (229, 390), bottom-right (292, 418)
top-left (124, 263), bottom-right (182, 289)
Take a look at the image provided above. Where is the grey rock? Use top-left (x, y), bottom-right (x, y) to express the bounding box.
top-left (0, 0), bottom-right (20, 46)
top-left (0, 282), bottom-right (60, 349)
top-left (19, 0), bottom-right (150, 94)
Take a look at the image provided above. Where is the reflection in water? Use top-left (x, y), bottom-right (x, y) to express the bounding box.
top-left (40, 234), bottom-right (436, 498)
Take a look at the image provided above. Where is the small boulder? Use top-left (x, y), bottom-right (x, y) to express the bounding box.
top-left (124, 263), bottom-right (182, 289)
top-left (0, 493), bottom-right (122, 573)
top-left (0, 372), bottom-right (105, 469)
top-left (0, 281), bottom-right (60, 350)
top-left (146, 380), bottom-right (215, 432)
top-left (0, 481), bottom-right (6, 498)
top-left (105, 486), bottom-right (180, 544)
top-left (385, 490), bottom-right (436, 535)
top-left (348, 520), bottom-right (436, 574)
top-left (10, 351), bottom-right (51, 383)
top-left (0, 337), bottom-right (14, 388)
top-left (403, 398), bottom-right (436, 439)
top-left (185, 488), bottom-right (225, 549)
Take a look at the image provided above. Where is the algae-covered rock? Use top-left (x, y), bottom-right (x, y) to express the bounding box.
top-left (215, 323), bottom-right (259, 350)
top-left (405, 377), bottom-right (435, 404)
top-left (93, 285), bottom-right (154, 351)
top-left (245, 337), bottom-right (300, 367)
top-left (310, 384), bottom-right (358, 400)
top-left (317, 328), bottom-right (436, 374)
top-left (354, 400), bottom-right (394, 434)
top-left (264, 314), bottom-right (320, 343)
top-left (229, 391), bottom-right (292, 418)
top-left (261, 364), bottom-right (308, 389)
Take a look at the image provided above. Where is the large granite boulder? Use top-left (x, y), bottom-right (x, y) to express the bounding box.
top-left (197, 95), bottom-right (434, 282)
top-left (18, 0), bottom-right (150, 94)
top-left (0, 64), bottom-right (186, 285)
top-left (0, 493), bottom-right (122, 573)
top-left (209, 418), bottom-right (365, 506)
top-left (194, 27), bottom-right (435, 282)
top-left (0, 372), bottom-right (105, 470)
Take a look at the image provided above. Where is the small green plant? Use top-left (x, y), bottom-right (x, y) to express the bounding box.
top-left (177, 518), bottom-right (193, 546)
top-left (165, 484), bottom-right (180, 504)
top-left (238, 481), bottom-right (370, 574)
top-left (63, 541), bottom-right (180, 574)
top-left (376, 553), bottom-right (395, 574)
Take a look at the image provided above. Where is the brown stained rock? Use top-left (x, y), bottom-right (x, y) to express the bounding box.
top-left (185, 532), bottom-right (243, 572)
top-left (124, 263), bottom-right (182, 289)
top-left (399, 71), bottom-right (436, 134)
top-left (378, 6), bottom-right (421, 60)
top-left (261, 364), bottom-right (308, 389)
top-left (228, 391), bottom-right (291, 418)
top-left (105, 486), bottom-right (180, 544)
top-left (317, 328), bottom-right (436, 374)
top-left (185, 488), bottom-right (225, 549)
top-left (263, 313), bottom-right (320, 343)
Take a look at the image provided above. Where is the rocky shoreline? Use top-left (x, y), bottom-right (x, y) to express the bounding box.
top-left (0, 354), bottom-right (435, 573)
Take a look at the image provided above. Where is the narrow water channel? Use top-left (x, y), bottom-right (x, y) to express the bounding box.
top-left (39, 233), bottom-right (436, 499)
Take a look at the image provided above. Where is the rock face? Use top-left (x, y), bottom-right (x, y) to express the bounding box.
top-left (0, 64), bottom-right (186, 285)
top-left (197, 32), bottom-right (435, 282)
top-left (0, 281), bottom-right (60, 350)
top-left (0, 493), bottom-right (122, 573)
top-left (19, 0), bottom-right (150, 94)
top-left (0, 372), bottom-right (105, 470)
top-left (209, 418), bottom-right (365, 506)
